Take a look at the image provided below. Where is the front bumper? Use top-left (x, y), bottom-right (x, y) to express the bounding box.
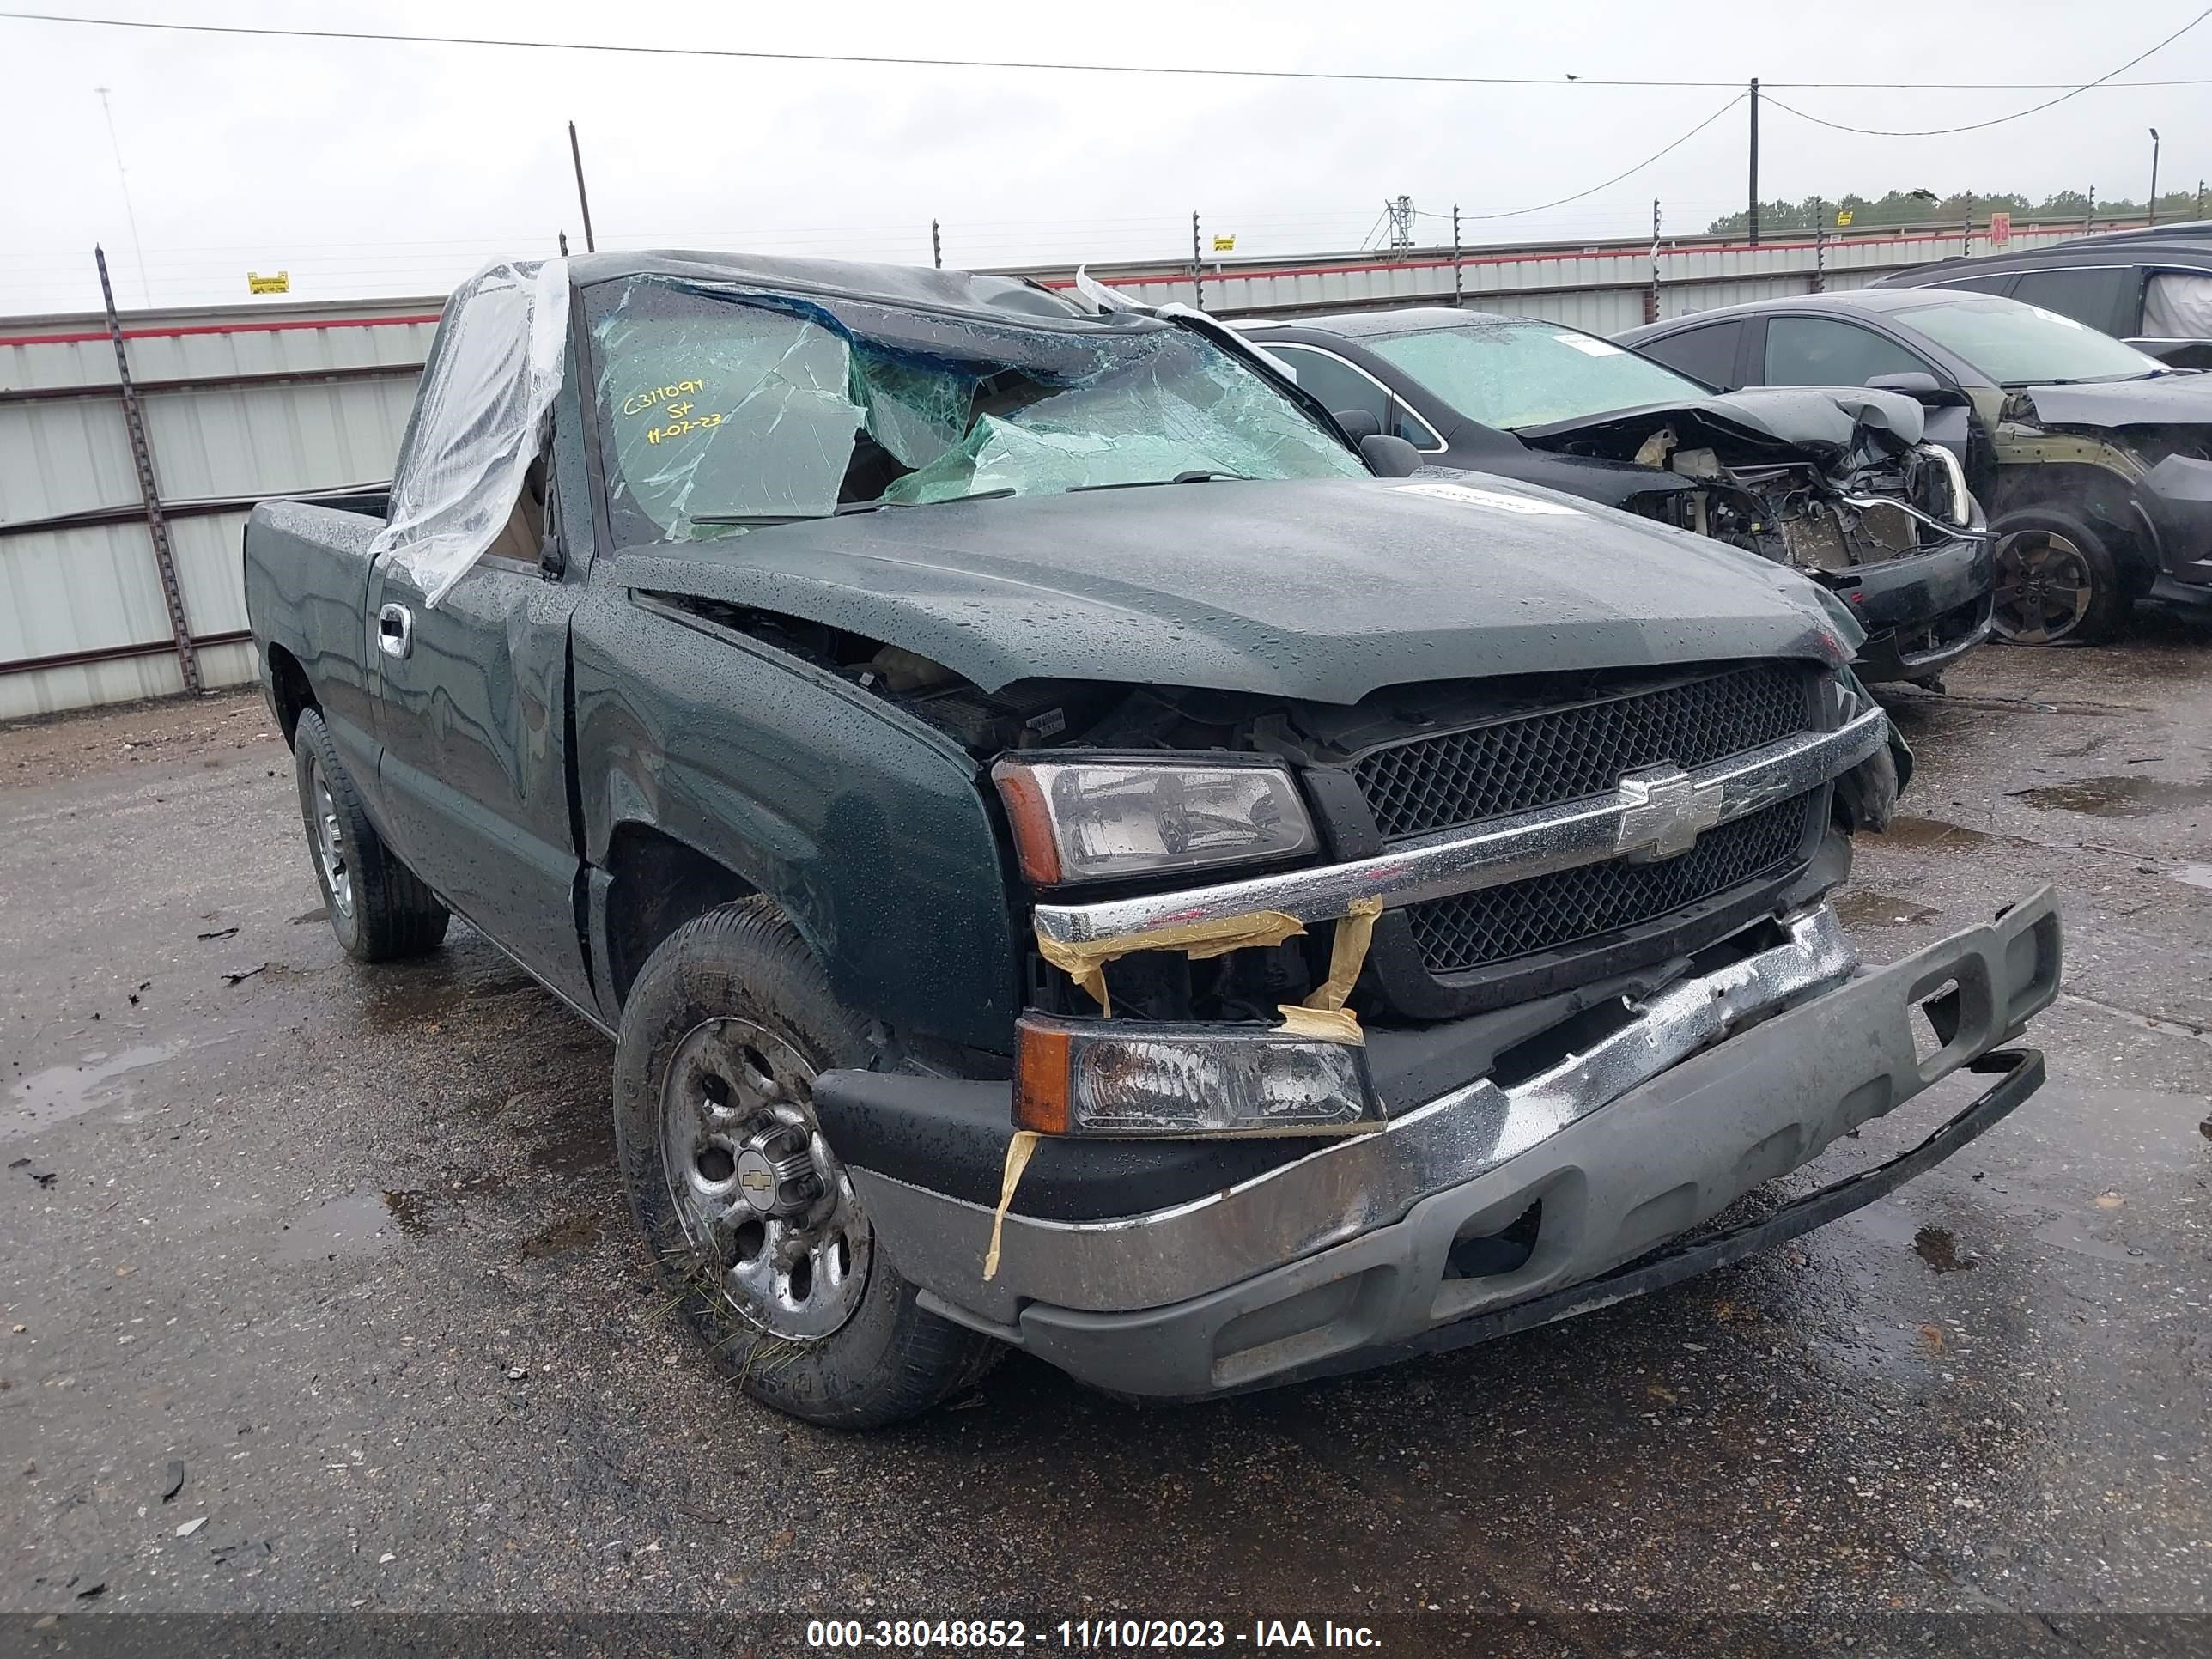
top-left (1834, 532), bottom-right (1993, 683)
top-left (842, 888), bottom-right (2062, 1399)
top-left (2140, 453), bottom-right (2212, 592)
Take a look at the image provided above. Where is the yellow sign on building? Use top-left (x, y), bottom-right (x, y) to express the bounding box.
top-left (1212, 235), bottom-right (1237, 253)
top-left (248, 271), bottom-right (290, 295)
top-left (1834, 210), bottom-right (1853, 227)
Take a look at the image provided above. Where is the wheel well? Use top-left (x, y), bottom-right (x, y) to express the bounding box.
top-left (1989, 463), bottom-right (2159, 586)
top-left (268, 646), bottom-right (317, 744)
top-left (603, 823), bottom-right (757, 1006)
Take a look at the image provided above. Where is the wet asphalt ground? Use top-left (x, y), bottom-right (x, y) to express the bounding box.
top-left (2, 621), bottom-right (2209, 1651)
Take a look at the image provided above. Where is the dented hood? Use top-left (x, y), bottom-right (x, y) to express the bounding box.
top-left (614, 477), bottom-right (1853, 703)
top-left (1514, 385), bottom-right (1926, 463)
top-left (2016, 372), bottom-right (2212, 428)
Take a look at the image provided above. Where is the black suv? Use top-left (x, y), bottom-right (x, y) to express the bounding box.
top-left (1869, 222), bottom-right (2212, 369)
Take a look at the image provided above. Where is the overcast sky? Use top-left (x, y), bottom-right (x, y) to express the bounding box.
top-left (3, 0), bottom-right (2208, 315)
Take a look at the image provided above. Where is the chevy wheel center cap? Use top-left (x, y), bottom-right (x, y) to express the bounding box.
top-left (736, 1148), bottom-right (781, 1213)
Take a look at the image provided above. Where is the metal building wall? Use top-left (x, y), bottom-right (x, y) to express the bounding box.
top-left (0, 218), bottom-right (2136, 720)
top-left (0, 298), bottom-right (436, 720)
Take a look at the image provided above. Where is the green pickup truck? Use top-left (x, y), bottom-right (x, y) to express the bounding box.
top-left (244, 252), bottom-right (2063, 1427)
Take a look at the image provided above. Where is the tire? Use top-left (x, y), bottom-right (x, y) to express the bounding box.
top-left (1988, 506), bottom-right (2132, 645)
top-left (612, 898), bottom-right (1001, 1429)
top-left (293, 708), bottom-right (450, 962)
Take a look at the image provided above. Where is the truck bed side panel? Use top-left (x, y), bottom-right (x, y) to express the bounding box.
top-left (243, 499), bottom-right (387, 817)
top-left (569, 592), bottom-right (1019, 1053)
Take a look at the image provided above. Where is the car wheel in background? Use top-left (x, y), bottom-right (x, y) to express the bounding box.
top-left (292, 708), bottom-right (450, 961)
top-left (611, 898), bottom-right (1001, 1428)
top-left (1988, 507), bottom-right (2131, 646)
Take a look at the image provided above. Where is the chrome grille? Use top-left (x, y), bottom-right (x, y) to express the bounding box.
top-left (1403, 795), bottom-right (1814, 975)
top-left (1352, 663), bottom-right (1810, 843)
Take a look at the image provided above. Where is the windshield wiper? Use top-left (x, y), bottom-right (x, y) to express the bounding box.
top-left (688, 512), bottom-right (824, 526)
top-left (690, 489), bottom-right (1018, 526)
top-left (1068, 470), bottom-right (1252, 492)
top-left (833, 489), bottom-right (1018, 514)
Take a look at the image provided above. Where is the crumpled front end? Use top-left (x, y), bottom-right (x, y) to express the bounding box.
top-left (805, 653), bottom-right (2057, 1401)
top-left (1516, 392), bottom-right (1991, 680)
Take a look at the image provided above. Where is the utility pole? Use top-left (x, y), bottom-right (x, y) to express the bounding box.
top-left (1747, 77), bottom-right (1760, 247)
top-left (1962, 193), bottom-right (1975, 258)
top-left (1647, 198), bottom-right (1662, 323)
top-left (557, 230), bottom-right (568, 256)
top-left (568, 121), bottom-right (597, 252)
top-left (1452, 205), bottom-right (1463, 306)
top-left (931, 220), bottom-right (942, 270)
top-left (1811, 197), bottom-right (1826, 293)
top-left (2148, 129), bottom-right (2161, 226)
top-left (2085, 185), bottom-right (2096, 234)
top-left (1191, 211), bottom-right (1204, 309)
top-left (96, 246), bottom-right (199, 696)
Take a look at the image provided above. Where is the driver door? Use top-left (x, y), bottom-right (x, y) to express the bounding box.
top-left (369, 462), bottom-right (592, 1009)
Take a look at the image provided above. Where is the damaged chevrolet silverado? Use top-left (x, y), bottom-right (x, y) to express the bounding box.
top-left (244, 252), bottom-right (2063, 1428)
top-left (1239, 309), bottom-right (1991, 685)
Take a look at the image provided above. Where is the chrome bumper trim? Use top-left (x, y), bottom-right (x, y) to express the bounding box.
top-left (852, 904), bottom-right (1861, 1317)
top-left (1033, 706), bottom-right (1889, 948)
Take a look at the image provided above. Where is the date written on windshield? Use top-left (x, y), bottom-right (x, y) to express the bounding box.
top-left (805, 1617), bottom-right (1383, 1649)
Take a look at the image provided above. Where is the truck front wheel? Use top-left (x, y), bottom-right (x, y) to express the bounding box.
top-left (611, 899), bottom-right (1001, 1428)
top-left (293, 709), bottom-right (449, 961)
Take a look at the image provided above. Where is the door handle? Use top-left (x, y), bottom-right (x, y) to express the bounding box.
top-left (377, 602), bottom-right (413, 659)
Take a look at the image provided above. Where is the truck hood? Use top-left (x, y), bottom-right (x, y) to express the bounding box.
top-left (2017, 372), bottom-right (2212, 428)
top-left (613, 477), bottom-right (1855, 703)
top-left (1512, 385), bottom-right (1927, 464)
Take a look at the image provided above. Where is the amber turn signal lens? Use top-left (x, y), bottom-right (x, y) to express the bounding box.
top-left (992, 762), bottom-right (1063, 885)
top-left (1012, 1019), bottom-right (1073, 1134)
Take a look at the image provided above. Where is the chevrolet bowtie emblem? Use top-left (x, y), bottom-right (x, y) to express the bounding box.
top-left (1613, 764), bottom-right (1724, 861)
top-left (739, 1168), bottom-right (775, 1194)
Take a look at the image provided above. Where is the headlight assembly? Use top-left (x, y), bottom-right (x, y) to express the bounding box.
top-left (1014, 1016), bottom-right (1378, 1136)
top-left (992, 757), bottom-right (1317, 886)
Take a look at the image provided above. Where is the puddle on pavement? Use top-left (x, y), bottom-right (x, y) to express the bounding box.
top-left (2033, 1216), bottom-right (2148, 1265)
top-left (1878, 816), bottom-right (1995, 849)
top-left (518, 1212), bottom-right (600, 1260)
top-left (1911, 1225), bottom-right (1977, 1273)
top-left (381, 1174), bottom-right (507, 1237)
top-left (2010, 775), bottom-right (2212, 817)
top-left (1833, 890), bottom-right (1939, 929)
top-left (271, 1191), bottom-right (402, 1265)
top-left (2168, 864), bottom-right (2212, 892)
top-left (3, 1044), bottom-right (175, 1142)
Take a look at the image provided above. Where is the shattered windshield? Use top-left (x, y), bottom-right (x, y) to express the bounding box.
top-left (1364, 321), bottom-right (1711, 431)
top-left (584, 276), bottom-right (1364, 544)
top-left (1896, 295), bottom-right (2165, 386)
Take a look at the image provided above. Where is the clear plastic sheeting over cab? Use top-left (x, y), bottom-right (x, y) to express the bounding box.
top-left (369, 259), bottom-right (568, 605)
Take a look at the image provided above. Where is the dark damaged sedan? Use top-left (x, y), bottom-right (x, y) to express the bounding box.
top-left (1621, 288), bottom-right (2212, 645)
top-left (1238, 309), bottom-right (1991, 684)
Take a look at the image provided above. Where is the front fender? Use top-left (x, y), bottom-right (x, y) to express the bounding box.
top-left (569, 590), bottom-right (1021, 1053)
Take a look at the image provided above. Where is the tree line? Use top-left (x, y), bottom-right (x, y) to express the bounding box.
top-left (1705, 187), bottom-right (2209, 236)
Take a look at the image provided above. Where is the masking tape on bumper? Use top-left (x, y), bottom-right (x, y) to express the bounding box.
top-left (1034, 909), bottom-right (1309, 1016)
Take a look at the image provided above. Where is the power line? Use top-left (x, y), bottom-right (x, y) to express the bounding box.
top-left (1458, 94), bottom-right (1746, 221)
top-left (5, 9), bottom-right (2212, 92)
top-left (1765, 3), bottom-right (2212, 136)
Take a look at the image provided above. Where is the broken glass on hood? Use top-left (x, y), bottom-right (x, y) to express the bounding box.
top-left (581, 275), bottom-right (1364, 546)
